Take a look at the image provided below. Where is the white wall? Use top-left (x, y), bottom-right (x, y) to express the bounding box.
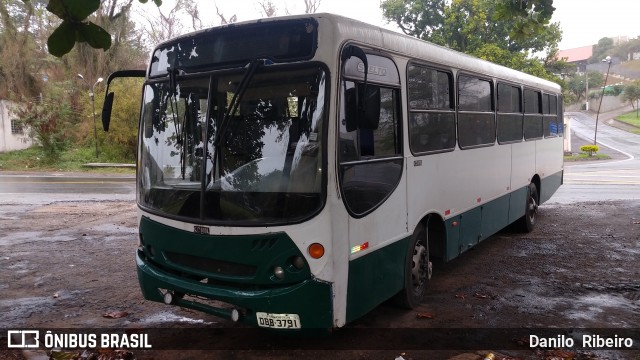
top-left (0, 100), bottom-right (32, 153)
top-left (588, 95), bottom-right (626, 114)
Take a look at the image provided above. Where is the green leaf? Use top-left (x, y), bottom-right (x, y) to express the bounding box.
top-left (65, 0), bottom-right (100, 20)
top-left (47, 20), bottom-right (76, 57)
top-left (77, 22), bottom-right (112, 51)
top-left (47, 0), bottom-right (100, 21)
top-left (46, 0), bottom-right (67, 18)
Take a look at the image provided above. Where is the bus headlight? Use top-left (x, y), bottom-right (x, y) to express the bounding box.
top-left (292, 256), bottom-right (305, 270)
top-left (273, 266), bottom-right (285, 279)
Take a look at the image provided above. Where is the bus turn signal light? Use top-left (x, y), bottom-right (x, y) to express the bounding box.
top-left (308, 243), bottom-right (324, 259)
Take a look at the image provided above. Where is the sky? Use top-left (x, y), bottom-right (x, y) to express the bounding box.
top-left (147, 0), bottom-right (640, 51)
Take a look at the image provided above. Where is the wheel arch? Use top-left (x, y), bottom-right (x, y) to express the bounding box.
top-left (417, 213), bottom-right (447, 264)
top-left (531, 174), bottom-right (541, 202)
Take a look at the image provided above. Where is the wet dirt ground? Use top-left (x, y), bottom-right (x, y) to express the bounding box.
top-left (1, 199), bottom-right (639, 359)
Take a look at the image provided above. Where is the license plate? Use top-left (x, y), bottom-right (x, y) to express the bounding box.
top-left (256, 312), bottom-right (301, 329)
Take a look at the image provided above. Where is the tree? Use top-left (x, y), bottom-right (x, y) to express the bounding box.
top-left (622, 81), bottom-right (640, 116)
top-left (380, 0), bottom-right (562, 80)
top-left (380, 0), bottom-right (445, 40)
top-left (590, 37), bottom-right (614, 64)
top-left (303, 0), bottom-right (322, 14)
top-left (18, 0), bottom-right (157, 57)
top-left (0, 0), bottom-right (45, 98)
top-left (13, 82), bottom-right (80, 162)
top-left (139, 0), bottom-right (190, 45)
top-left (98, 78), bottom-right (143, 160)
top-left (71, 0), bottom-right (147, 83)
top-left (566, 71), bottom-right (604, 103)
top-left (257, 0), bottom-right (277, 18)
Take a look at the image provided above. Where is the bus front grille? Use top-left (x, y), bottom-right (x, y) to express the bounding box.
top-left (164, 251), bottom-right (257, 277)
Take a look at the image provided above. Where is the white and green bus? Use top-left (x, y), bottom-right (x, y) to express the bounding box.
top-left (102, 13), bottom-right (563, 331)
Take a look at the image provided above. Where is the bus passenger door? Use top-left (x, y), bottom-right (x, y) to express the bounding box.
top-left (338, 48), bottom-right (409, 322)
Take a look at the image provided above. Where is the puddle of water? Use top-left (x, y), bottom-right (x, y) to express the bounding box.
top-left (0, 296), bottom-right (57, 325)
top-left (0, 231), bottom-right (75, 246)
top-left (89, 223), bottom-right (137, 234)
top-left (137, 311), bottom-right (216, 325)
top-left (563, 293), bottom-right (638, 326)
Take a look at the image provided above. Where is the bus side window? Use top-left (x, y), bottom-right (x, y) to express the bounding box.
top-left (457, 75), bottom-right (495, 148)
top-left (407, 64), bottom-right (455, 154)
top-left (524, 89), bottom-right (543, 140)
top-left (496, 83), bottom-right (523, 144)
top-left (544, 94), bottom-right (559, 137)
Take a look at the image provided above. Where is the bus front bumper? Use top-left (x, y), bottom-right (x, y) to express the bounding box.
top-left (136, 250), bottom-right (333, 330)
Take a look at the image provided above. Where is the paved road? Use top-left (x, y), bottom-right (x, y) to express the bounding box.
top-left (1, 112), bottom-right (638, 206)
top-left (549, 111), bottom-right (640, 204)
top-left (0, 172), bottom-right (135, 204)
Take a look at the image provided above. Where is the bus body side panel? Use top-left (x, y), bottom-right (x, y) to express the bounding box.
top-left (343, 166), bottom-right (410, 322)
top-left (407, 143), bottom-right (512, 260)
top-left (510, 140), bottom-right (536, 220)
top-left (443, 190), bottom-right (513, 260)
top-left (345, 235), bottom-right (410, 322)
top-left (541, 169), bottom-right (563, 203)
top-left (480, 194), bottom-right (511, 241)
top-left (537, 137), bottom-right (564, 203)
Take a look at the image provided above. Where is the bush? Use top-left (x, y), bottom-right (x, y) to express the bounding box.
top-left (13, 84), bottom-right (80, 163)
top-left (580, 145), bottom-right (599, 156)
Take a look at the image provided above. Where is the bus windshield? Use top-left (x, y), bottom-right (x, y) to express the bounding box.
top-left (138, 65), bottom-right (327, 225)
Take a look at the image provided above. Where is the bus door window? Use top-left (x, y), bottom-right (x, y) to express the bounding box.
top-left (339, 53), bottom-right (403, 216)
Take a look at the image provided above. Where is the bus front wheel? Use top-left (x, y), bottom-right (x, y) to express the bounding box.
top-left (396, 225), bottom-right (432, 309)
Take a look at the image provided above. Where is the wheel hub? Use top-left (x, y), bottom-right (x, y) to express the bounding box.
top-left (411, 241), bottom-right (431, 288)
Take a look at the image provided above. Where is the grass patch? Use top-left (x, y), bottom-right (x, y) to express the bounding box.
top-left (618, 59), bottom-right (640, 72)
top-left (616, 111), bottom-right (640, 127)
top-left (564, 153), bottom-right (611, 162)
top-left (614, 111), bottom-right (640, 134)
top-left (0, 145), bottom-right (135, 174)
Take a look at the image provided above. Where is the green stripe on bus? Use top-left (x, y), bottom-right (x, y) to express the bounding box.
top-left (346, 236), bottom-right (410, 323)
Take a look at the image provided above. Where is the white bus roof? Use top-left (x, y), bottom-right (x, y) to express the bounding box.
top-left (157, 12), bottom-right (560, 93)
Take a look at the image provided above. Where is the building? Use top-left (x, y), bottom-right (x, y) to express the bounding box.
top-left (557, 45), bottom-right (593, 73)
top-left (0, 100), bottom-right (32, 153)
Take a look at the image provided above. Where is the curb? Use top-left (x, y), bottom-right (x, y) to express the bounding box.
top-left (83, 163), bottom-right (135, 168)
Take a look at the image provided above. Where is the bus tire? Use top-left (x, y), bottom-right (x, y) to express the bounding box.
top-left (517, 183), bottom-right (538, 233)
top-left (395, 225), bottom-right (432, 309)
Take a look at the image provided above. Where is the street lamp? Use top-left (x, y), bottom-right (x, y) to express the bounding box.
top-left (77, 74), bottom-right (104, 158)
top-left (594, 56), bottom-right (612, 145)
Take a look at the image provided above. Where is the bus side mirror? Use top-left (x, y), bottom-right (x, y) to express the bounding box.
top-left (100, 69), bottom-right (146, 132)
top-left (102, 92), bottom-right (114, 132)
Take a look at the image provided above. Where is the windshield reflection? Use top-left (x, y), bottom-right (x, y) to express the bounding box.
top-left (138, 66), bottom-right (327, 225)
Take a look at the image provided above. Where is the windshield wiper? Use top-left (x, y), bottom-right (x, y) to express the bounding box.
top-left (212, 59), bottom-right (265, 148)
top-left (167, 68), bottom-right (189, 179)
top-left (209, 59), bottom-right (265, 184)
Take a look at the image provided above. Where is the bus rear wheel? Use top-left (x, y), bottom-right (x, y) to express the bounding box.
top-left (517, 183), bottom-right (538, 233)
top-left (396, 225), bottom-right (432, 309)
